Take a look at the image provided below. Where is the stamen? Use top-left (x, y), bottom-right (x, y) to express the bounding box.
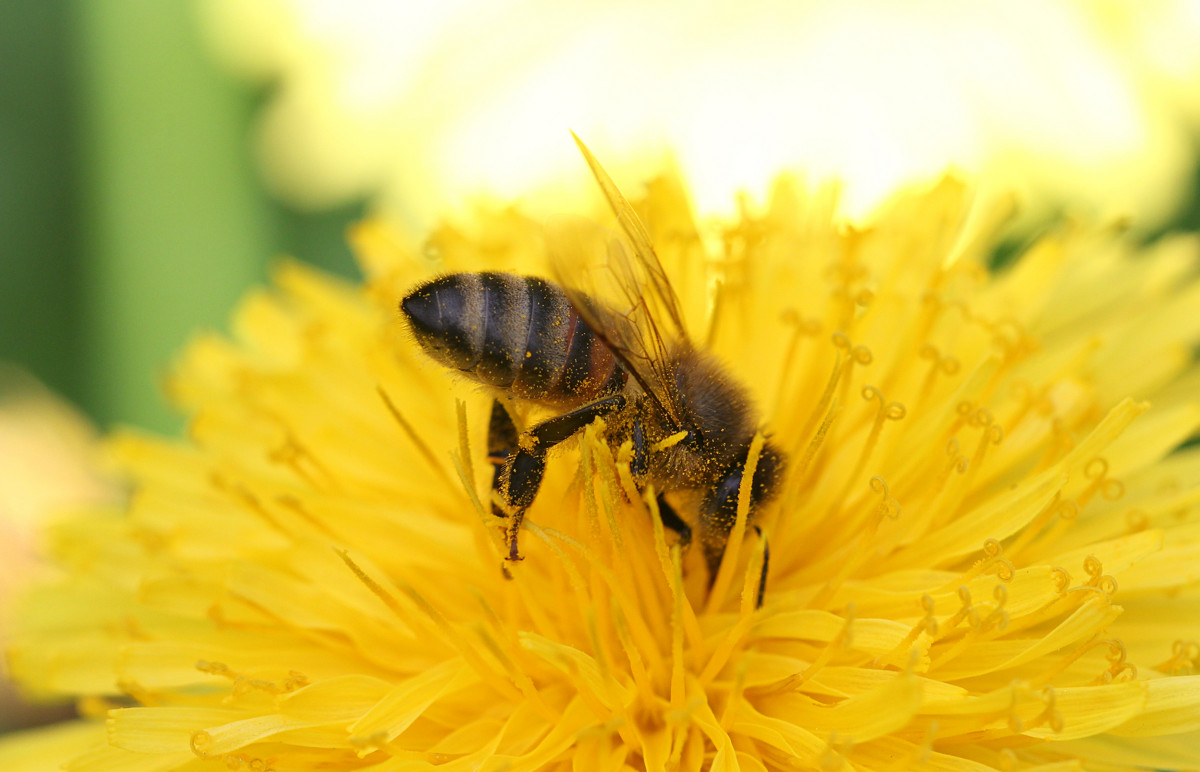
top-left (589, 427), bottom-right (626, 552)
top-left (1033, 686), bottom-right (1064, 734)
top-left (194, 661), bottom-right (309, 695)
top-left (1051, 567), bottom-right (1072, 594)
top-left (1003, 379), bottom-right (1044, 436)
top-left (1004, 680), bottom-right (1030, 734)
top-left (782, 396), bottom-right (841, 512)
top-left (876, 593), bottom-right (937, 668)
top-left (870, 476), bottom-right (902, 523)
top-left (938, 414), bottom-right (1002, 525)
top-left (984, 315), bottom-right (1035, 362)
top-left (912, 344), bottom-right (961, 415)
top-left (1059, 556), bottom-right (1118, 598)
top-left (706, 433), bottom-right (766, 614)
top-left (1125, 509), bottom-right (1149, 533)
top-left (752, 604), bottom-right (856, 696)
top-left (1154, 640), bottom-right (1200, 675)
top-left (336, 549), bottom-right (539, 712)
top-left (1005, 495), bottom-right (1077, 563)
top-left (794, 353), bottom-right (847, 460)
top-left (578, 424), bottom-right (603, 547)
top-left (952, 539), bottom-right (1015, 587)
top-left (929, 589), bottom-right (983, 668)
top-left (645, 490), bottom-right (706, 667)
top-left (534, 524), bottom-right (668, 677)
top-left (1079, 457), bottom-right (1125, 508)
top-left (914, 720), bottom-right (938, 767)
top-left (979, 585), bottom-right (1010, 633)
top-left (269, 433), bottom-right (340, 492)
top-left (669, 545), bottom-right (686, 710)
top-left (375, 385), bottom-right (453, 485)
top-left (827, 387), bottom-right (905, 532)
top-left (718, 658), bottom-right (750, 730)
top-left (609, 595), bottom-right (656, 707)
top-left (810, 476), bottom-right (902, 608)
top-left (1098, 639), bottom-right (1137, 684)
top-left (772, 309), bottom-right (822, 418)
top-left (450, 401), bottom-right (508, 573)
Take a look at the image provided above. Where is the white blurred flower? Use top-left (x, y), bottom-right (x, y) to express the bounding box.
top-left (0, 369), bottom-right (116, 642)
top-left (200, 0), bottom-right (1200, 226)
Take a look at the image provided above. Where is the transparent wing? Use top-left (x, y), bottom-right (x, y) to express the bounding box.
top-left (547, 135), bottom-right (694, 425)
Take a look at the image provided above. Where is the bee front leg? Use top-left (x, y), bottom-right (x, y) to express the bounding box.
top-left (630, 416), bottom-right (692, 548)
top-left (701, 442), bottom-right (785, 608)
top-left (499, 394), bottom-right (626, 561)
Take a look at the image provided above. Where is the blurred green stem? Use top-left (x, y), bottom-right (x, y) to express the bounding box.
top-left (74, 0), bottom-right (274, 432)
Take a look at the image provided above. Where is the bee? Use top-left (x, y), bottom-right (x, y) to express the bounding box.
top-left (401, 138), bottom-right (784, 598)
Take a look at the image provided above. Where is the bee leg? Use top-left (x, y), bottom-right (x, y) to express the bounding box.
top-left (630, 417), bottom-right (648, 482)
top-left (629, 416), bottom-right (691, 547)
top-left (752, 525), bottom-right (770, 610)
top-left (487, 399), bottom-right (520, 518)
top-left (702, 444), bottom-right (784, 606)
top-left (655, 494), bottom-right (692, 548)
top-left (500, 394), bottom-right (627, 560)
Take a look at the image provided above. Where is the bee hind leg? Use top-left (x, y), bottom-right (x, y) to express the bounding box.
top-left (499, 394), bottom-right (627, 561)
top-left (487, 399), bottom-right (520, 518)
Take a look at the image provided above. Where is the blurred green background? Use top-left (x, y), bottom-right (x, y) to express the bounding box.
top-left (3, 1), bottom-right (1200, 437)
top-left (1, 1), bottom-right (363, 435)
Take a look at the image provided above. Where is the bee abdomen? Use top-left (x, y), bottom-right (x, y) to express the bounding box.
top-left (402, 272), bottom-right (625, 405)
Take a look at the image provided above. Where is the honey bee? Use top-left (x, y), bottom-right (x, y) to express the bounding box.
top-left (401, 138), bottom-right (784, 598)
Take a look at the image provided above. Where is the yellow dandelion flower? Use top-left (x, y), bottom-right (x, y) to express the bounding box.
top-left (6, 167), bottom-right (1200, 772)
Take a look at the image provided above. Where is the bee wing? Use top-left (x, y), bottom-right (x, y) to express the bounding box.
top-left (548, 135), bottom-right (692, 425)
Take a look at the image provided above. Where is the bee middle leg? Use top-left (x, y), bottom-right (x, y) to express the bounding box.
top-left (497, 394), bottom-right (626, 561)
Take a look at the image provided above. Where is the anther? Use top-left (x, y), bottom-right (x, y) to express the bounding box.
top-left (968, 407), bottom-right (994, 429)
top-left (960, 539), bottom-right (1014, 584)
top-left (920, 344), bottom-right (960, 375)
top-left (1155, 640), bottom-right (1200, 675)
top-left (980, 585), bottom-right (1009, 632)
top-left (920, 594), bottom-right (938, 636)
top-left (1051, 567), bottom-right (1071, 594)
top-left (944, 586), bottom-right (977, 630)
top-left (945, 438), bottom-right (969, 474)
top-left (1081, 457), bottom-right (1125, 505)
top-left (832, 332), bottom-right (873, 366)
top-left (1035, 686), bottom-right (1063, 734)
top-left (870, 476), bottom-right (902, 521)
top-left (1056, 499), bottom-right (1080, 521)
top-left (1005, 681), bottom-right (1028, 733)
top-left (1126, 509), bottom-right (1149, 533)
top-left (1100, 639), bottom-right (1137, 682)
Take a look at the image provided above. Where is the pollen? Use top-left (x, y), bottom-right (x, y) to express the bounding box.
top-left (650, 430), bottom-right (690, 453)
top-left (5, 175), bottom-right (1200, 772)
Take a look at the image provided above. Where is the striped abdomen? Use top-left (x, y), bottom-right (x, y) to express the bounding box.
top-left (401, 272), bottom-right (627, 406)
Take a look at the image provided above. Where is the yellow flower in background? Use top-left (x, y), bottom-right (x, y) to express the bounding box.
top-left (5, 165), bottom-right (1200, 771)
top-left (199, 0), bottom-right (1200, 227)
